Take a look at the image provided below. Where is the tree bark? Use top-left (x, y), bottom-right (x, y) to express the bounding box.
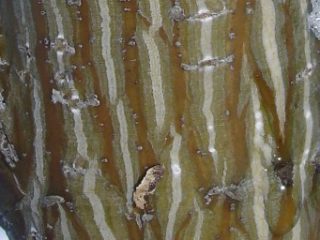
top-left (0, 0), bottom-right (320, 239)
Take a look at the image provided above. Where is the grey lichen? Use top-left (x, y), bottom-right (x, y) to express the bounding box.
top-left (51, 89), bottom-right (100, 109)
top-left (0, 122), bottom-right (19, 168)
top-left (0, 90), bottom-right (6, 112)
top-left (51, 36), bottom-right (75, 56)
top-left (296, 62), bottom-right (316, 83)
top-left (181, 55), bottom-right (234, 71)
top-left (62, 163), bottom-right (86, 178)
top-left (204, 180), bottom-right (251, 205)
top-left (169, 4), bottom-right (185, 22)
top-left (42, 195), bottom-right (65, 208)
top-left (66, 0), bottom-right (81, 6)
top-left (186, 1), bottom-right (231, 22)
top-left (0, 58), bottom-right (9, 72)
top-left (308, 0), bottom-right (320, 39)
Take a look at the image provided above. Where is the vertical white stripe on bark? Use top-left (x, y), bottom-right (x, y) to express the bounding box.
top-left (251, 84), bottom-right (270, 240)
top-left (116, 100), bottom-right (134, 211)
top-left (193, 199), bottom-right (204, 240)
top-left (72, 108), bottom-right (89, 159)
top-left (142, 31), bottom-right (165, 130)
top-left (143, 0), bottom-right (165, 130)
top-left (260, 0), bottom-right (286, 135)
top-left (83, 160), bottom-right (116, 240)
top-left (49, 0), bottom-right (64, 37)
top-left (165, 126), bottom-right (182, 240)
top-left (58, 204), bottom-right (72, 240)
top-left (30, 78), bottom-right (45, 233)
top-left (97, 0), bottom-right (117, 104)
top-left (33, 80), bottom-right (45, 184)
top-left (196, 1), bottom-right (218, 168)
top-left (293, 2), bottom-right (314, 239)
top-left (149, 0), bottom-right (162, 33)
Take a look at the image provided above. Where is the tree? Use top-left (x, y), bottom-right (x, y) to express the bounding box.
top-left (0, 0), bottom-right (319, 239)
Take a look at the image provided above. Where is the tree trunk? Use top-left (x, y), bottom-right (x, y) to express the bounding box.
top-left (0, 0), bottom-right (320, 239)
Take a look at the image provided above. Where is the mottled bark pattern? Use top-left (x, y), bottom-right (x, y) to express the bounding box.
top-left (0, 0), bottom-right (320, 239)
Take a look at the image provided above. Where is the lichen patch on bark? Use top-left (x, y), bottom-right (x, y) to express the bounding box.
top-left (133, 164), bottom-right (164, 210)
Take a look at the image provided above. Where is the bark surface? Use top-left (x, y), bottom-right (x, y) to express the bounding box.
top-left (0, 0), bottom-right (320, 239)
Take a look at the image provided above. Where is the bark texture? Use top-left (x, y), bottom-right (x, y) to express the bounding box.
top-left (0, 0), bottom-right (320, 239)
